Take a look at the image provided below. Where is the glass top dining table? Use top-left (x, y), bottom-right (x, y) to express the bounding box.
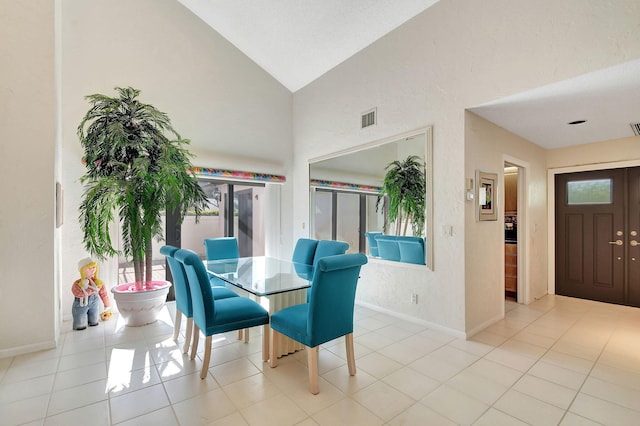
top-left (206, 256), bottom-right (313, 297)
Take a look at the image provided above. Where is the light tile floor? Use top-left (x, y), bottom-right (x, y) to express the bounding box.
top-left (1, 295), bottom-right (640, 425)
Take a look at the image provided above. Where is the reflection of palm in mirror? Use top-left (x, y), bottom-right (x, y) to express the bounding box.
top-left (309, 129), bottom-right (430, 267)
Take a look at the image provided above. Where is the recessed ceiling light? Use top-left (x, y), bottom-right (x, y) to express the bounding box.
top-left (568, 120), bottom-right (587, 125)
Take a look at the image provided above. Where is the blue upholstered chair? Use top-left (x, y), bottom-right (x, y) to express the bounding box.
top-left (398, 239), bottom-right (426, 265)
top-left (312, 240), bottom-right (349, 267)
top-left (203, 237), bottom-right (250, 342)
top-left (204, 237), bottom-right (240, 286)
top-left (301, 239), bottom-right (350, 302)
top-left (364, 232), bottom-right (382, 257)
top-left (160, 245), bottom-right (239, 355)
top-left (375, 235), bottom-right (401, 261)
top-left (204, 237), bottom-right (239, 260)
top-left (269, 253), bottom-right (368, 394)
top-left (292, 238), bottom-right (318, 265)
top-left (292, 238), bottom-right (318, 280)
top-left (175, 248), bottom-right (270, 379)
top-left (375, 235), bottom-right (425, 264)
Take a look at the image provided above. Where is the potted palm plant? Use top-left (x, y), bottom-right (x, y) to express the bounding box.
top-left (377, 154), bottom-right (426, 236)
top-left (78, 86), bottom-right (208, 326)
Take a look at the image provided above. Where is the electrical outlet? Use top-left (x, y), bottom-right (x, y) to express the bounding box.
top-left (411, 293), bottom-right (418, 304)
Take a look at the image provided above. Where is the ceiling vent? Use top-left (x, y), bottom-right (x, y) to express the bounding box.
top-left (631, 123), bottom-right (640, 137)
top-left (361, 108), bottom-right (376, 129)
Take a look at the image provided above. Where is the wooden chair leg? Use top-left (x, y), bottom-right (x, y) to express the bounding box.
top-left (237, 329), bottom-right (243, 340)
top-left (200, 335), bottom-right (212, 379)
top-left (173, 310), bottom-right (182, 342)
top-left (345, 333), bottom-right (356, 376)
top-left (307, 346), bottom-right (319, 394)
top-left (269, 327), bottom-right (279, 368)
top-left (262, 325), bottom-right (269, 362)
top-left (183, 318), bottom-right (193, 354)
top-left (190, 325), bottom-right (199, 360)
top-left (244, 328), bottom-right (250, 343)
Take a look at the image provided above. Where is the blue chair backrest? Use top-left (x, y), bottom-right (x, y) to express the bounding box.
top-left (204, 237), bottom-right (239, 261)
top-left (375, 235), bottom-right (425, 264)
top-left (292, 238), bottom-right (318, 265)
top-left (364, 232), bottom-right (382, 256)
top-left (398, 240), bottom-right (426, 265)
top-left (160, 245), bottom-right (192, 317)
top-left (312, 240), bottom-right (349, 268)
top-left (307, 253), bottom-right (368, 346)
top-left (375, 235), bottom-right (401, 261)
top-left (175, 248), bottom-right (216, 331)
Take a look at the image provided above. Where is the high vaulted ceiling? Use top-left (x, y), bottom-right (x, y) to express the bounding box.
top-left (178, 0), bottom-right (440, 93)
top-left (179, 1), bottom-right (640, 150)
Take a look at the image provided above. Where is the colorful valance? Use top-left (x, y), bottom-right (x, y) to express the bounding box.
top-left (310, 179), bottom-right (381, 194)
top-left (192, 167), bottom-right (286, 183)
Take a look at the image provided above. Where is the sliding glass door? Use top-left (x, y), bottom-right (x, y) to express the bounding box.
top-left (312, 188), bottom-right (383, 254)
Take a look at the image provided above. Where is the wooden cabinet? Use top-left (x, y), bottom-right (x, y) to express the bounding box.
top-left (505, 243), bottom-right (517, 293)
top-left (504, 172), bottom-right (518, 214)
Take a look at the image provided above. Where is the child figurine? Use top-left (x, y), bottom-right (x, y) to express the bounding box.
top-left (71, 257), bottom-right (111, 330)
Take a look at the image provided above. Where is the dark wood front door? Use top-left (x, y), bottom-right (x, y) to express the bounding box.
top-left (555, 167), bottom-right (640, 307)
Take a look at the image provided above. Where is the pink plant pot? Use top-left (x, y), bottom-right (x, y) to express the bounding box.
top-left (111, 280), bottom-right (172, 326)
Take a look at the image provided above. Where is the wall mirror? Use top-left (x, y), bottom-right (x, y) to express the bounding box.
top-left (309, 126), bottom-right (433, 270)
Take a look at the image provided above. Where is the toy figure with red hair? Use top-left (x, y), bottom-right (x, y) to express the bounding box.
top-left (71, 257), bottom-right (111, 330)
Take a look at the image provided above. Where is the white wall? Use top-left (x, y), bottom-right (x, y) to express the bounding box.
top-left (0, 0), bottom-right (57, 356)
top-left (292, 0), bottom-right (640, 335)
top-left (58, 0), bottom-right (293, 323)
top-left (464, 112), bottom-right (548, 334)
top-left (547, 136), bottom-right (640, 169)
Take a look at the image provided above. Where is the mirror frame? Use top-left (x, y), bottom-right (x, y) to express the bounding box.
top-left (308, 126), bottom-right (433, 270)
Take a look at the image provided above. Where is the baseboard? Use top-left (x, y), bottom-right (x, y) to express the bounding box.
top-left (355, 300), bottom-right (466, 340)
top-left (0, 339), bottom-right (57, 360)
top-left (464, 313), bottom-right (504, 339)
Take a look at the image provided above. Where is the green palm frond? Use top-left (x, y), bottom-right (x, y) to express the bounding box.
top-left (377, 155), bottom-right (426, 236)
top-left (78, 87), bottom-right (208, 284)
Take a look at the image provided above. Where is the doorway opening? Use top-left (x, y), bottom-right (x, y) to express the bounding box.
top-left (504, 163), bottom-right (518, 302)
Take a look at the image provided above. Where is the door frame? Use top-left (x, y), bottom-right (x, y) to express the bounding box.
top-left (503, 155), bottom-right (529, 304)
top-left (547, 158), bottom-right (640, 296)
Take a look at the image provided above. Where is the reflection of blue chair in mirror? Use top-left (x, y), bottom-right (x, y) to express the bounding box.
top-left (375, 235), bottom-right (425, 264)
top-left (376, 236), bottom-right (401, 261)
top-left (160, 245), bottom-right (239, 356)
top-left (398, 239), bottom-right (426, 265)
top-left (175, 248), bottom-right (270, 379)
top-left (364, 232), bottom-right (382, 257)
top-left (269, 253), bottom-right (368, 394)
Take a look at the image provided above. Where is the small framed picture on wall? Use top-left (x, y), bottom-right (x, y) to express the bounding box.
top-left (477, 170), bottom-right (497, 221)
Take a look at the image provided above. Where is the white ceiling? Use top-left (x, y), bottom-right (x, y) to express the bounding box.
top-left (469, 59), bottom-right (640, 149)
top-left (178, 0), bottom-right (440, 92)
top-left (179, 1), bottom-right (640, 150)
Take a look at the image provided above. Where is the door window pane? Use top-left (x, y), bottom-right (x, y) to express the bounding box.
top-left (567, 179), bottom-right (612, 205)
top-left (234, 185), bottom-right (265, 257)
top-left (181, 181), bottom-right (264, 257)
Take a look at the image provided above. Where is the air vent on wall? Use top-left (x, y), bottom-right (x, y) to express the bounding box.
top-left (631, 122), bottom-right (640, 136)
top-left (361, 108), bottom-right (376, 129)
